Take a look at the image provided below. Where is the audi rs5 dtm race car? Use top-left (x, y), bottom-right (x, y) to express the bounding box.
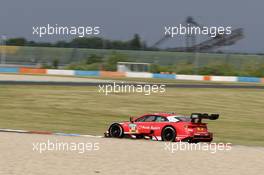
top-left (105, 113), bottom-right (219, 143)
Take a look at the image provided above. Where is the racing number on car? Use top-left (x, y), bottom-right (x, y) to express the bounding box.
top-left (129, 123), bottom-right (138, 133)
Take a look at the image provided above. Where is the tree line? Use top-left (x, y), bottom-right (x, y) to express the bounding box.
top-left (5, 34), bottom-right (147, 50)
top-left (4, 35), bottom-right (264, 55)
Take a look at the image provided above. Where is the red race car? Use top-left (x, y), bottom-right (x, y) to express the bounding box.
top-left (105, 112), bottom-right (219, 143)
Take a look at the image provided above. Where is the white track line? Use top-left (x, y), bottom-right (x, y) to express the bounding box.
top-left (0, 129), bottom-right (103, 138)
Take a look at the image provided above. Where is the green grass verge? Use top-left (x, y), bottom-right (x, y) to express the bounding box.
top-left (0, 85), bottom-right (263, 146)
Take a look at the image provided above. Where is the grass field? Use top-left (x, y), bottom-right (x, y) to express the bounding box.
top-left (0, 85), bottom-right (263, 146)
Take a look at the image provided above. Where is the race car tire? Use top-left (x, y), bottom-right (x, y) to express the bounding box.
top-left (109, 123), bottom-right (124, 138)
top-left (161, 126), bottom-right (176, 142)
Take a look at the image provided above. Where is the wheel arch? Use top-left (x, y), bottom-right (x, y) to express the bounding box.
top-left (161, 125), bottom-right (177, 133)
top-left (108, 122), bottom-right (124, 131)
top-left (108, 123), bottom-right (124, 137)
top-left (161, 125), bottom-right (177, 141)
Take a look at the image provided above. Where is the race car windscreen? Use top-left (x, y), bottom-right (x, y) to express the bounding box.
top-left (167, 116), bottom-right (191, 122)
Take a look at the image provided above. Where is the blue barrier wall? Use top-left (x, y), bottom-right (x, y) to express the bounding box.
top-left (0, 66), bottom-right (263, 84)
top-left (0, 67), bottom-right (19, 73)
top-left (74, 70), bottom-right (100, 76)
top-left (153, 73), bottom-right (176, 79)
top-left (238, 77), bottom-right (261, 83)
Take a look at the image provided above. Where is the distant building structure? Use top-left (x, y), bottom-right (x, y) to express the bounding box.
top-left (117, 62), bottom-right (150, 72)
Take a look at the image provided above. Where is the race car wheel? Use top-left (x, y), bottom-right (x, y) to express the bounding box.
top-left (161, 126), bottom-right (176, 142)
top-left (109, 124), bottom-right (123, 138)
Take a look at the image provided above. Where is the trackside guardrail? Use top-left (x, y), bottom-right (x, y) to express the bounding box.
top-left (0, 67), bottom-right (263, 83)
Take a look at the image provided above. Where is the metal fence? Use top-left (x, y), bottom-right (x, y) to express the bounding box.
top-left (0, 46), bottom-right (264, 69)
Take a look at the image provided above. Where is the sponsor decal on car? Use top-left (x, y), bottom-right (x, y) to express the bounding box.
top-left (139, 126), bottom-right (161, 130)
top-left (128, 123), bottom-right (138, 133)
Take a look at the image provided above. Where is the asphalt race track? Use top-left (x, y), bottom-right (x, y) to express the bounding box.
top-left (0, 74), bottom-right (264, 89)
top-left (1, 80), bottom-right (264, 89)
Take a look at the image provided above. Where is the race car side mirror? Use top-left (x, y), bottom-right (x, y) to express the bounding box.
top-left (130, 116), bottom-right (134, 123)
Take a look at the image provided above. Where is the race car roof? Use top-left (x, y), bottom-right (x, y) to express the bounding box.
top-left (152, 112), bottom-right (181, 117)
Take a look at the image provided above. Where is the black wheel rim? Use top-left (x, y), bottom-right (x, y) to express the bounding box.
top-left (110, 125), bottom-right (121, 137)
top-left (164, 129), bottom-right (174, 141)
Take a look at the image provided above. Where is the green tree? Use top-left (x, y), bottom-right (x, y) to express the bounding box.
top-left (104, 52), bottom-right (128, 71)
top-left (6, 38), bottom-right (27, 46)
top-left (70, 37), bottom-right (104, 48)
top-left (86, 54), bottom-right (103, 64)
top-left (52, 59), bottom-right (59, 69)
top-left (130, 34), bottom-right (142, 50)
top-left (149, 64), bottom-right (160, 73)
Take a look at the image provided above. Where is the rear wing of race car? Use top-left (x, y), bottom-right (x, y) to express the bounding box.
top-left (190, 113), bottom-right (219, 123)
